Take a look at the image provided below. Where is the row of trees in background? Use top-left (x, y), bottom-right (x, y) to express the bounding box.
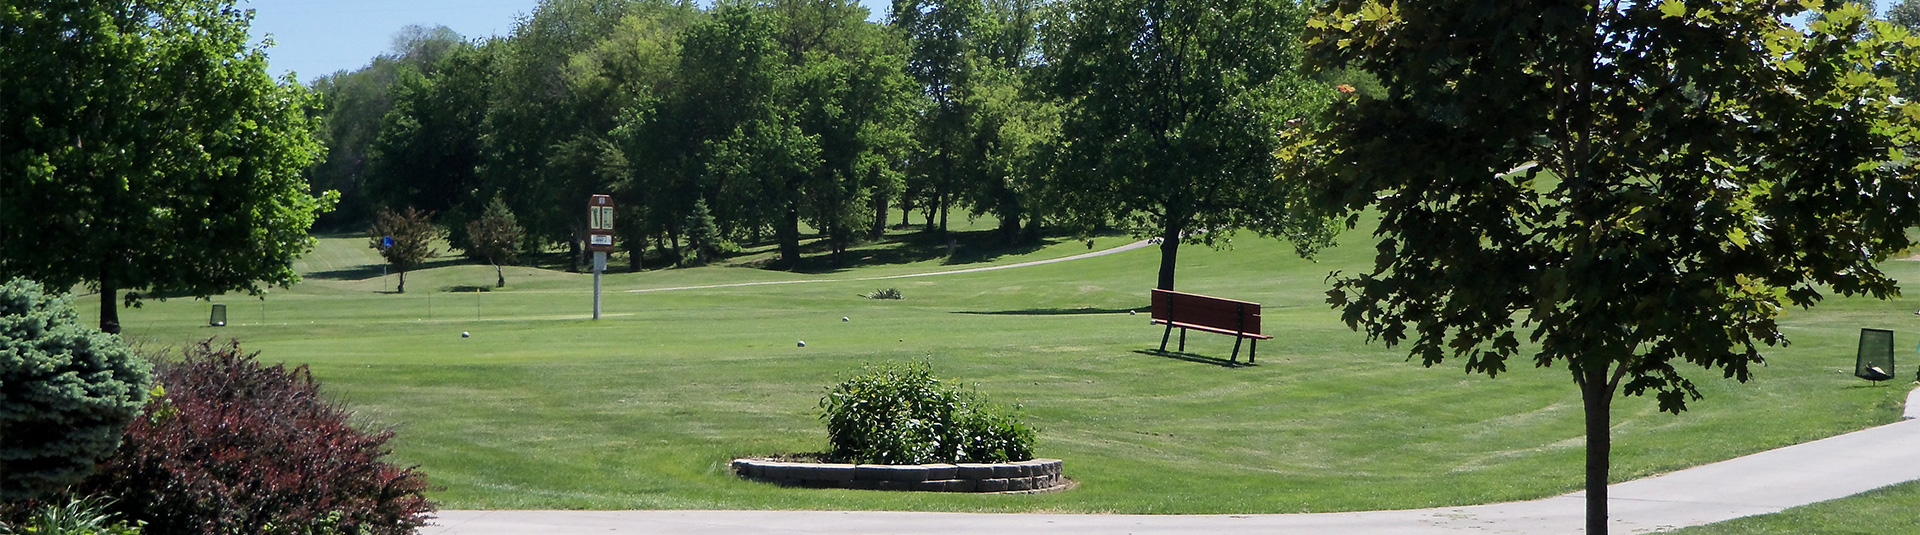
top-left (310, 0), bottom-right (1338, 289)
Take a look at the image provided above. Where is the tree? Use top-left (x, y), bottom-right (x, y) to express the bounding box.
top-left (0, 0), bottom-right (333, 333)
top-left (892, 0), bottom-right (983, 236)
top-left (592, 5), bottom-right (707, 269)
top-left (1884, 0), bottom-right (1920, 100)
top-left (465, 197), bottom-right (525, 287)
top-left (673, 3), bottom-right (812, 264)
top-left (364, 37), bottom-right (495, 237)
top-left (960, 0), bottom-right (1056, 244)
top-left (369, 207), bottom-right (442, 294)
top-left (683, 197), bottom-right (725, 266)
top-left (308, 25), bottom-right (473, 231)
top-left (1041, 0), bottom-right (1332, 290)
top-left (1298, 2), bottom-right (1920, 533)
top-left (673, 0), bottom-right (907, 268)
top-left (1890, 0), bottom-right (1920, 28)
top-left (0, 278), bottom-right (152, 501)
top-left (482, 0), bottom-right (679, 272)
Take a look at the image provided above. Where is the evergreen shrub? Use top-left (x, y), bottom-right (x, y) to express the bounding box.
top-left (0, 278), bottom-right (152, 501)
top-left (819, 361), bottom-right (1035, 465)
top-left (74, 339), bottom-right (432, 535)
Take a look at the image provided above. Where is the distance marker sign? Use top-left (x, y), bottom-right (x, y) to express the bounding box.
top-left (588, 194), bottom-right (615, 252)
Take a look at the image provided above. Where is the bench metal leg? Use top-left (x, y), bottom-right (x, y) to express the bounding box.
top-left (1178, 328), bottom-right (1187, 352)
top-left (1231, 336), bottom-right (1243, 364)
top-left (1249, 339), bottom-right (1257, 363)
top-left (1160, 322), bottom-right (1174, 351)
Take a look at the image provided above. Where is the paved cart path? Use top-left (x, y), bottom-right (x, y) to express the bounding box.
top-left (425, 388), bottom-right (1920, 534)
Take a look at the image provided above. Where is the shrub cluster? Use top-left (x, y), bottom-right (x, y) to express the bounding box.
top-left (863, 288), bottom-right (902, 300)
top-left (819, 362), bottom-right (1035, 465)
top-left (0, 278), bottom-right (152, 501)
top-left (72, 339), bottom-right (433, 535)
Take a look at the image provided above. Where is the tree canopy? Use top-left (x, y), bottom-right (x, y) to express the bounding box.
top-left (1042, 0), bottom-right (1333, 290)
top-left (305, 0), bottom-right (1340, 278)
top-left (0, 0), bottom-right (332, 333)
top-left (1298, 1), bottom-right (1920, 532)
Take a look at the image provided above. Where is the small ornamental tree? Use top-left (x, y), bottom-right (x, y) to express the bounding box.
top-left (0, 278), bottom-right (152, 501)
top-left (1298, 2), bottom-right (1920, 533)
top-left (464, 196), bottom-right (524, 288)
top-left (75, 339), bottom-right (433, 535)
top-left (368, 207), bottom-right (441, 293)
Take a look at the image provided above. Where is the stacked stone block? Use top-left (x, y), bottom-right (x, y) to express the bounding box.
top-left (731, 458), bottom-right (1065, 493)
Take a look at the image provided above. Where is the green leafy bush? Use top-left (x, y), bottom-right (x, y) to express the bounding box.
top-left (819, 362), bottom-right (1035, 464)
top-left (863, 288), bottom-right (902, 300)
top-left (0, 496), bottom-right (143, 535)
top-left (0, 278), bottom-right (152, 501)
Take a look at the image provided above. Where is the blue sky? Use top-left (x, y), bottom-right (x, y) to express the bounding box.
top-left (244, 0), bottom-right (892, 84)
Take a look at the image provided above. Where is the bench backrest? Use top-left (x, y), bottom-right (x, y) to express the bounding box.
top-left (1151, 289), bottom-right (1261, 335)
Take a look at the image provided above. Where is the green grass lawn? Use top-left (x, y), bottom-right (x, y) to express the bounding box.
top-left (1671, 480), bottom-right (1920, 535)
top-left (86, 222), bottom-right (1917, 513)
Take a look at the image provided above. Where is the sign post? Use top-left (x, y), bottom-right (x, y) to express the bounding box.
top-left (588, 195), bottom-right (615, 319)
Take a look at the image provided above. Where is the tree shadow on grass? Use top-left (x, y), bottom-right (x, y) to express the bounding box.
top-left (952, 307), bottom-right (1144, 316)
top-left (781, 229), bottom-right (1056, 275)
top-left (306, 265), bottom-right (385, 281)
top-left (1133, 348), bottom-right (1255, 368)
top-left (1841, 382), bottom-right (1910, 389)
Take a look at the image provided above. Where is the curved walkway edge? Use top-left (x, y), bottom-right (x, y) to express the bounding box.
top-left (427, 404), bottom-right (1920, 534)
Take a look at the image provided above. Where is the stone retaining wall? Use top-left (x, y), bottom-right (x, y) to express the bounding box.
top-left (731, 458), bottom-right (1066, 493)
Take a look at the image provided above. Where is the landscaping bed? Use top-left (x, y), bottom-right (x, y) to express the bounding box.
top-left (731, 458), bottom-right (1067, 493)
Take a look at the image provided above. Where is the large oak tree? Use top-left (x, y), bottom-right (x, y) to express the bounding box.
top-left (1298, 1), bottom-right (1920, 532)
top-left (1, 0), bottom-right (331, 333)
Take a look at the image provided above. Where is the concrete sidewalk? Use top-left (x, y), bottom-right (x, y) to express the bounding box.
top-left (426, 404), bottom-right (1920, 535)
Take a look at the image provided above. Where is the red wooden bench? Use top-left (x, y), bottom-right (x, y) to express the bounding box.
top-left (1150, 289), bottom-right (1272, 363)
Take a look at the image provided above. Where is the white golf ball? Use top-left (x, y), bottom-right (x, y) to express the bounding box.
top-left (461, 331), bottom-right (470, 338)
top-left (842, 317), bottom-right (850, 322)
top-left (797, 341), bottom-right (806, 347)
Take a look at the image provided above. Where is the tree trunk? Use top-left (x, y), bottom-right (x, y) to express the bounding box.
top-left (1157, 224), bottom-right (1181, 290)
top-left (397, 270), bottom-right (407, 294)
top-left (832, 227), bottom-right (847, 266)
top-left (938, 193), bottom-right (950, 235)
top-left (566, 235), bottom-right (581, 273)
top-left (924, 201), bottom-right (938, 232)
top-left (777, 208), bottom-right (802, 268)
top-left (668, 224), bottom-right (684, 268)
top-left (871, 189), bottom-right (889, 240)
top-left (997, 213), bottom-right (1021, 244)
top-left (1582, 362), bottom-right (1613, 535)
top-left (98, 280), bottom-right (120, 334)
top-left (495, 264), bottom-right (505, 288)
top-left (901, 196), bottom-right (912, 227)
